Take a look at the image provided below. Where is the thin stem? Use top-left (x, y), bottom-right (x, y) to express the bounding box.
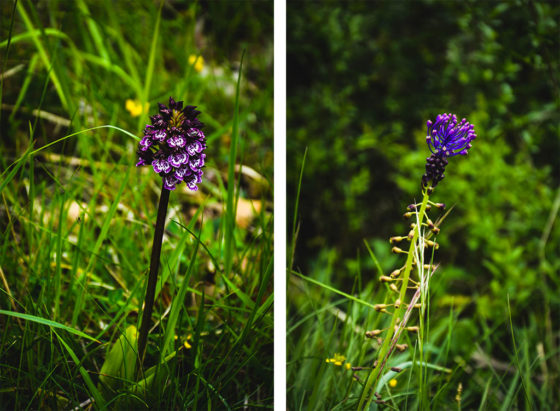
top-left (137, 183), bottom-right (170, 369)
top-left (358, 186), bottom-right (431, 410)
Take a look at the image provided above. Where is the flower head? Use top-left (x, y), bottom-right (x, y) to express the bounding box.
top-left (422, 113), bottom-right (476, 188)
top-left (136, 97), bottom-right (206, 191)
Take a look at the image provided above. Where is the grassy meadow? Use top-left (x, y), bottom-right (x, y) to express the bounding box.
top-left (287, 2), bottom-right (559, 410)
top-left (1, 1), bottom-right (273, 409)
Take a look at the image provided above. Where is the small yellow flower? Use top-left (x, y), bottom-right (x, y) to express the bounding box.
top-left (326, 353), bottom-right (346, 367)
top-left (125, 99), bottom-right (149, 117)
top-left (345, 362), bottom-right (352, 370)
top-left (389, 378), bottom-right (397, 388)
top-left (188, 55), bottom-right (204, 73)
top-left (183, 340), bottom-right (192, 349)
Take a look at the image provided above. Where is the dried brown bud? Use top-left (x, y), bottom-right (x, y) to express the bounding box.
top-left (406, 326), bottom-right (419, 333)
top-left (365, 329), bottom-right (383, 338)
top-left (396, 343), bottom-right (408, 352)
top-left (390, 269), bottom-right (401, 278)
top-left (390, 236), bottom-right (406, 244)
top-left (389, 283), bottom-right (399, 293)
top-left (425, 240), bottom-right (439, 249)
top-left (379, 276), bottom-right (393, 282)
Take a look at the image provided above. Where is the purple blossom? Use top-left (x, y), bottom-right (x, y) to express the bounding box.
top-left (422, 113), bottom-right (476, 188)
top-left (136, 97), bottom-right (206, 191)
top-left (174, 166), bottom-right (191, 181)
top-left (163, 175), bottom-right (179, 191)
top-left (186, 140), bottom-right (203, 156)
top-left (426, 113), bottom-right (476, 157)
top-left (153, 130), bottom-right (167, 142)
top-left (152, 158), bottom-right (171, 174)
top-left (139, 136), bottom-right (153, 151)
top-left (168, 152), bottom-right (188, 168)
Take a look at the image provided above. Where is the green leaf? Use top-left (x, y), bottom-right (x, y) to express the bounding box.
top-left (98, 325), bottom-right (138, 397)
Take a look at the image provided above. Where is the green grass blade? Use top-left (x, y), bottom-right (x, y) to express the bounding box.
top-left (160, 228), bottom-right (201, 358)
top-left (0, 310), bottom-right (99, 343)
top-left (288, 147), bottom-right (307, 272)
top-left (52, 329), bottom-right (106, 409)
top-left (137, 1), bottom-right (162, 131)
top-left (224, 52), bottom-right (245, 277)
top-left (16, 1), bottom-right (69, 111)
top-left (291, 270), bottom-right (377, 310)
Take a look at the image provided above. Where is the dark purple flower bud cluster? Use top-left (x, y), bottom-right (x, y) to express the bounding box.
top-left (422, 113), bottom-right (476, 188)
top-left (136, 97), bottom-right (206, 191)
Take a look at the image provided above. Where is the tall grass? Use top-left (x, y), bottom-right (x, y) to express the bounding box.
top-left (287, 150), bottom-right (558, 409)
top-left (1, 1), bottom-right (273, 408)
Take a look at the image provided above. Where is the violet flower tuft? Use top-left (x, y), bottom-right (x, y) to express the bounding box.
top-left (136, 97), bottom-right (206, 191)
top-left (422, 113), bottom-right (476, 188)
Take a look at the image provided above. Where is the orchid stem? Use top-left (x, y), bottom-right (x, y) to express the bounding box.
top-left (137, 182), bottom-right (170, 370)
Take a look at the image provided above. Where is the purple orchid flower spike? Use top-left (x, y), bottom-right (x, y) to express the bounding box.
top-left (136, 97), bottom-right (206, 191)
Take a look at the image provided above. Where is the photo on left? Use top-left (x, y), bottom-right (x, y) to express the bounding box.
top-left (0, 0), bottom-right (273, 408)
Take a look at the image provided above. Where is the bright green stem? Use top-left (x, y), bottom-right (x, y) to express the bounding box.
top-left (358, 187), bottom-right (431, 410)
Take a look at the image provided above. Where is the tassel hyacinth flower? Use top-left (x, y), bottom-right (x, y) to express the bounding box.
top-left (421, 113), bottom-right (476, 188)
top-left (136, 97), bottom-right (206, 191)
top-left (358, 114), bottom-right (476, 410)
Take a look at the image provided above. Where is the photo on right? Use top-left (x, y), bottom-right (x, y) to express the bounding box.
top-left (287, 1), bottom-right (559, 409)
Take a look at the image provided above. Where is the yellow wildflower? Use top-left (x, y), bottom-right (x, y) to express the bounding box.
top-left (326, 353), bottom-right (346, 367)
top-left (345, 362), bottom-right (352, 370)
top-left (183, 340), bottom-right (192, 349)
top-left (188, 55), bottom-right (204, 73)
top-left (389, 378), bottom-right (397, 388)
top-left (125, 99), bottom-right (149, 117)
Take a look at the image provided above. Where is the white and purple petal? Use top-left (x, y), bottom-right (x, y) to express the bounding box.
top-left (174, 166), bottom-right (191, 181)
top-left (163, 175), bottom-right (178, 191)
top-left (153, 130), bottom-right (167, 141)
top-left (186, 140), bottom-right (203, 156)
top-left (174, 135), bottom-right (186, 147)
top-left (139, 136), bottom-right (153, 151)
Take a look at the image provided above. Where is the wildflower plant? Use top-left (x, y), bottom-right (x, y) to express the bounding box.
top-left (135, 97), bottom-right (206, 367)
top-left (357, 114), bottom-right (477, 409)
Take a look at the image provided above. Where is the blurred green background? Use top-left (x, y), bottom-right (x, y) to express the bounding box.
top-left (288, 0), bottom-right (559, 408)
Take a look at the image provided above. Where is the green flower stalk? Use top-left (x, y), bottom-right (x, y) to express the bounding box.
top-left (358, 114), bottom-right (476, 409)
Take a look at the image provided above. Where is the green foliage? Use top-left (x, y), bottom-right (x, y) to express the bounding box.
top-left (288, 0), bottom-right (559, 409)
top-left (0, 0), bottom-right (272, 409)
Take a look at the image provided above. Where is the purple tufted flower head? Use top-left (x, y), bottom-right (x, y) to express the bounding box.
top-left (422, 113), bottom-right (476, 188)
top-left (136, 97), bottom-right (206, 191)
